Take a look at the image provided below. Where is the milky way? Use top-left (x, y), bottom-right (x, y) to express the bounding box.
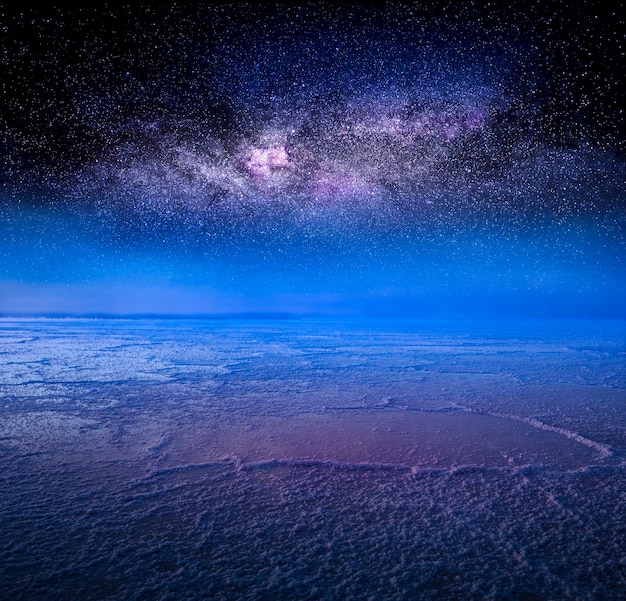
top-left (0, 3), bottom-right (624, 316)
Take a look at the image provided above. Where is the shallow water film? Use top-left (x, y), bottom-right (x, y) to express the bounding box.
top-left (1, 318), bottom-right (624, 600)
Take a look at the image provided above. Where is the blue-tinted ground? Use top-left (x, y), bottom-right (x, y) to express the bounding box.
top-left (0, 317), bottom-right (625, 600)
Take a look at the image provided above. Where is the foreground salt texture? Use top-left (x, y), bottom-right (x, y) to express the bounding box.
top-left (0, 318), bottom-right (624, 600)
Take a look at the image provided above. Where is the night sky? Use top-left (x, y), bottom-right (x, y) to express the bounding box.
top-left (1, 2), bottom-right (624, 317)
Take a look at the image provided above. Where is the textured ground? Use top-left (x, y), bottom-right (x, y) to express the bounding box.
top-left (1, 318), bottom-right (624, 600)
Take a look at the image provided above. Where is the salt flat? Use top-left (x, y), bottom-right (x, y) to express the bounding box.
top-left (0, 318), bottom-right (624, 600)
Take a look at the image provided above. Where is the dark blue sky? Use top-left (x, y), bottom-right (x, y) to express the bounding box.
top-left (1, 3), bottom-right (624, 317)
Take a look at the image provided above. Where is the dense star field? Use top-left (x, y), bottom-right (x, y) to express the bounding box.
top-left (0, 2), bottom-right (623, 316)
top-left (1, 4), bottom-right (625, 601)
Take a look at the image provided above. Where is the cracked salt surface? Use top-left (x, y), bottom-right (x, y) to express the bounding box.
top-left (0, 318), bottom-right (624, 600)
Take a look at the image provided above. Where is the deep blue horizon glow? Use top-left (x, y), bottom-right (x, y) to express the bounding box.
top-left (1, 195), bottom-right (624, 318)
